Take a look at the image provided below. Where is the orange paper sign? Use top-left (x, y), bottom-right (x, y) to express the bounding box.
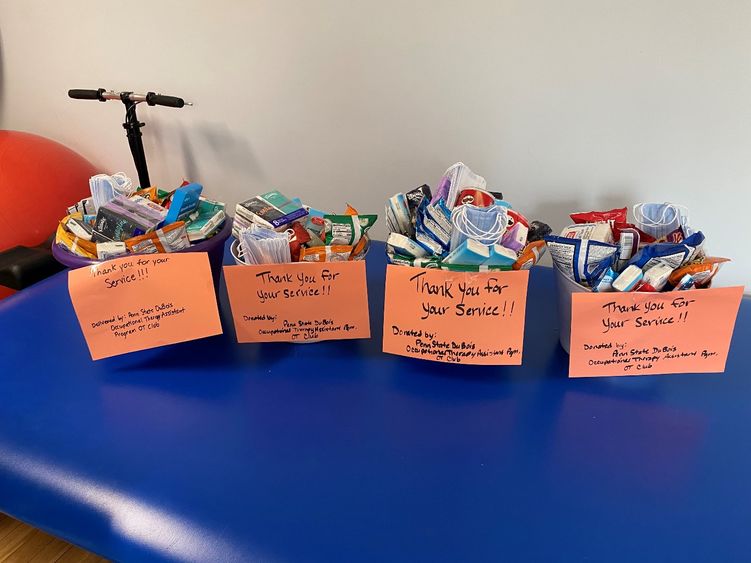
top-left (382, 265), bottom-right (529, 364)
top-left (68, 253), bottom-right (222, 360)
top-left (223, 261), bottom-right (370, 343)
top-left (569, 286), bottom-right (745, 377)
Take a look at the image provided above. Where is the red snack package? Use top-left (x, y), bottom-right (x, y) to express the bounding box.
top-left (570, 207), bottom-right (627, 224)
top-left (288, 222), bottom-right (312, 262)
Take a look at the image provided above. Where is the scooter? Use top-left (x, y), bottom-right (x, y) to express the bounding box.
top-left (68, 88), bottom-right (191, 188)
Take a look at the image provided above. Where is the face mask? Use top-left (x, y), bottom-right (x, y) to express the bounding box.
top-left (632, 202), bottom-right (689, 239)
top-left (450, 204), bottom-right (508, 251)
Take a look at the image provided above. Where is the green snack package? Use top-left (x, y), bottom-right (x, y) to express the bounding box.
top-left (438, 262), bottom-right (512, 272)
top-left (387, 251), bottom-right (441, 268)
top-left (324, 214), bottom-right (377, 245)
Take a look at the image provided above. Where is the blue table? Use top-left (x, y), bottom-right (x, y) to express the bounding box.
top-left (0, 241), bottom-right (749, 562)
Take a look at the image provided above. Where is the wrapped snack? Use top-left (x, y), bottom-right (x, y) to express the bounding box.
top-left (612, 265), bottom-right (644, 292)
top-left (349, 235), bottom-right (369, 260)
top-left (97, 241), bottom-right (127, 260)
top-left (570, 207), bottom-right (627, 224)
top-left (65, 217), bottom-right (94, 241)
top-left (415, 199), bottom-right (450, 255)
top-left (56, 217), bottom-right (98, 259)
top-left (388, 232), bottom-right (428, 258)
top-left (125, 222), bottom-right (190, 254)
top-left (559, 222), bottom-right (614, 244)
top-left (513, 240), bottom-right (546, 270)
top-left (426, 199), bottom-right (453, 235)
top-left (405, 185), bottom-right (431, 216)
top-left (135, 186), bottom-right (165, 203)
top-left (288, 222), bottom-right (312, 262)
top-left (545, 235), bottom-right (618, 286)
top-left (668, 257), bottom-right (730, 288)
top-left (387, 252), bottom-right (441, 268)
top-left (636, 262), bottom-right (674, 291)
top-left (385, 193), bottom-right (412, 236)
top-left (324, 214), bottom-right (377, 245)
top-left (627, 233), bottom-right (705, 271)
top-left (300, 245), bottom-right (354, 262)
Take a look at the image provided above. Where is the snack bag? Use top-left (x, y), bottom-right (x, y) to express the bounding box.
top-left (125, 222), bottom-right (190, 254)
top-left (559, 222), bottom-right (614, 244)
top-left (387, 251), bottom-right (441, 268)
top-left (570, 207), bottom-right (628, 224)
top-left (56, 217), bottom-right (98, 259)
top-left (96, 241), bottom-right (128, 260)
top-left (513, 240), bottom-right (546, 271)
top-left (324, 214), bottom-right (377, 245)
top-left (545, 235), bottom-right (618, 286)
top-left (300, 245), bottom-right (354, 262)
top-left (628, 232), bottom-right (704, 271)
top-left (414, 198), bottom-right (450, 255)
top-left (287, 222), bottom-right (312, 262)
top-left (668, 257), bottom-right (730, 288)
top-left (136, 186), bottom-right (164, 203)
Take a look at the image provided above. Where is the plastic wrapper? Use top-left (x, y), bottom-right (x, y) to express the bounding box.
top-left (56, 216), bottom-right (98, 259)
top-left (387, 251), bottom-right (441, 268)
top-left (570, 207), bottom-right (627, 224)
top-left (405, 185), bottom-right (431, 215)
top-left (288, 222), bottom-right (312, 262)
top-left (545, 234), bottom-right (618, 286)
top-left (628, 232), bottom-right (704, 271)
top-left (612, 265), bottom-right (643, 292)
top-left (513, 240), bottom-right (546, 270)
top-left (415, 198), bottom-right (450, 254)
top-left (637, 262), bottom-right (674, 291)
top-left (388, 232), bottom-right (428, 258)
top-left (592, 267), bottom-right (617, 292)
top-left (559, 222), bottom-right (614, 244)
top-left (125, 222), bottom-right (190, 254)
top-left (324, 214), bottom-right (377, 245)
top-left (96, 241), bottom-right (127, 260)
top-left (668, 257), bottom-right (729, 288)
top-left (300, 245), bottom-right (354, 262)
top-left (385, 193), bottom-right (412, 236)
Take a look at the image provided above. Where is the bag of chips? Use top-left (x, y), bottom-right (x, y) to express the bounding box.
top-left (570, 207), bottom-right (627, 224)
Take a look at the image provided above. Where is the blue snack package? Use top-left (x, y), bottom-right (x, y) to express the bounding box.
top-left (425, 199), bottom-right (453, 235)
top-left (592, 267), bottom-right (617, 292)
top-left (544, 235), bottom-right (618, 286)
top-left (164, 183), bottom-right (203, 225)
top-left (414, 198), bottom-right (450, 256)
top-left (628, 232), bottom-right (704, 271)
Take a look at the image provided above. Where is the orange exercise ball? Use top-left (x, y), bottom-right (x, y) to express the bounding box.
top-left (0, 130), bottom-right (97, 251)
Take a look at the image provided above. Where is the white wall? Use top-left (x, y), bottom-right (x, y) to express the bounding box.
top-left (1, 0), bottom-right (749, 286)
